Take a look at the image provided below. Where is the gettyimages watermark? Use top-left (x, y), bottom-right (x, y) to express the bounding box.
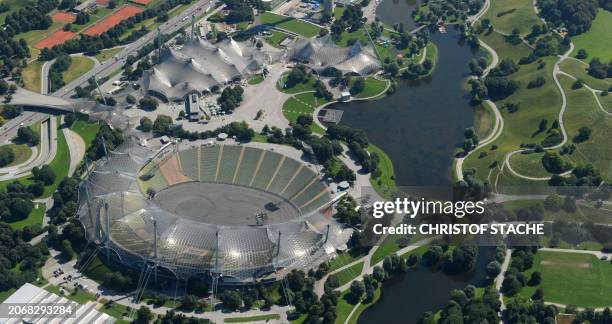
top-left (351, 185), bottom-right (612, 247)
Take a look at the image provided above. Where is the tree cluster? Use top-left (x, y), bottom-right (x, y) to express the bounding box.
top-left (420, 285), bottom-right (500, 324)
top-left (217, 85), bottom-right (244, 112)
top-left (537, 0), bottom-right (599, 35)
top-left (587, 57), bottom-right (612, 79)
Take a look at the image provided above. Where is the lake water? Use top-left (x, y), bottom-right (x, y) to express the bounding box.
top-left (375, 0), bottom-right (420, 30)
top-left (330, 30), bottom-right (483, 187)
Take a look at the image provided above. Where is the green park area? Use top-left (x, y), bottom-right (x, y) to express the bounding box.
top-left (247, 74), bottom-right (265, 85)
top-left (352, 78), bottom-right (388, 99)
top-left (571, 9), bottom-right (612, 62)
top-left (501, 199), bottom-right (612, 228)
top-left (558, 75), bottom-right (612, 181)
top-left (7, 204), bottom-right (45, 230)
top-left (259, 12), bottom-right (322, 38)
top-left (62, 56), bottom-right (95, 85)
top-left (518, 251), bottom-right (612, 308)
top-left (277, 73), bottom-right (318, 94)
top-left (463, 45), bottom-right (561, 182)
top-left (328, 251), bottom-right (367, 271)
top-left (70, 114), bottom-right (101, 148)
top-left (22, 61), bottom-right (45, 93)
top-left (559, 59), bottom-right (611, 91)
top-left (368, 144), bottom-right (395, 196)
top-left (1, 143), bottom-right (33, 167)
top-left (484, 0), bottom-right (541, 36)
top-left (334, 286), bottom-right (381, 324)
top-left (264, 30), bottom-right (293, 48)
top-left (334, 262), bottom-right (364, 287)
top-left (282, 92), bottom-right (329, 134)
top-left (94, 47), bottom-right (124, 63)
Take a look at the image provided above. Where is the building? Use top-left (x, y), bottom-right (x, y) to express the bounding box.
top-left (0, 283), bottom-right (114, 324)
top-left (184, 94), bottom-right (201, 121)
top-left (73, 0), bottom-right (97, 13)
top-left (341, 91), bottom-right (351, 101)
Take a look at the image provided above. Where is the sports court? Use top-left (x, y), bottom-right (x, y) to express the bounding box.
top-left (83, 6), bottom-right (144, 36)
top-left (34, 30), bottom-right (77, 49)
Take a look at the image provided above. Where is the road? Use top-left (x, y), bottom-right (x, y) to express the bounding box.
top-left (54, 0), bottom-right (219, 98)
top-left (0, 112), bottom-right (48, 144)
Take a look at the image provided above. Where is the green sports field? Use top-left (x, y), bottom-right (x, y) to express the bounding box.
top-left (519, 251), bottom-right (612, 308)
top-left (259, 12), bottom-right (323, 38)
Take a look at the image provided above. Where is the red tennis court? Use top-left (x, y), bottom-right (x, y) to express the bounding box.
top-left (34, 30), bottom-right (77, 49)
top-left (83, 6), bottom-right (144, 36)
top-left (130, 0), bottom-right (152, 5)
top-left (52, 12), bottom-right (76, 23)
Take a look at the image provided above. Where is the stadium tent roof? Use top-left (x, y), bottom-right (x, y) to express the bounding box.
top-left (142, 38), bottom-right (275, 101)
top-left (79, 139), bottom-right (350, 283)
top-left (288, 35), bottom-right (381, 75)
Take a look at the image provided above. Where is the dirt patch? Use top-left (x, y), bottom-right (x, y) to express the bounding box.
top-left (34, 30), bottom-right (77, 49)
top-left (52, 12), bottom-right (76, 23)
top-left (158, 155), bottom-right (191, 186)
top-left (556, 314), bottom-right (576, 324)
top-left (541, 260), bottom-right (592, 269)
top-left (83, 6), bottom-right (144, 36)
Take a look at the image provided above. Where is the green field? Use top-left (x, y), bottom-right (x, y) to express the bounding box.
top-left (519, 251), bottom-right (612, 308)
top-left (353, 78), bottom-right (388, 99)
top-left (473, 102), bottom-right (494, 139)
top-left (368, 144), bottom-right (395, 197)
top-left (0, 0), bottom-right (27, 22)
top-left (559, 75), bottom-right (612, 181)
top-left (571, 9), bottom-right (612, 62)
top-left (247, 74), bottom-right (265, 85)
top-left (282, 92), bottom-right (330, 134)
top-left (328, 252), bottom-right (366, 271)
top-left (501, 199), bottom-right (612, 226)
top-left (334, 262), bottom-right (364, 287)
top-left (7, 203), bottom-right (45, 230)
top-left (1, 143), bottom-right (32, 167)
top-left (559, 59), bottom-right (611, 91)
top-left (225, 314), bottom-right (281, 322)
top-left (63, 56), bottom-right (95, 85)
top-left (463, 55), bottom-right (562, 182)
top-left (277, 74), bottom-right (318, 94)
top-left (484, 0), bottom-right (541, 36)
top-left (259, 12), bottom-right (322, 38)
top-left (265, 30), bottom-right (293, 48)
top-left (22, 61), bottom-right (44, 93)
top-left (94, 47), bottom-right (123, 63)
top-left (508, 152), bottom-right (553, 178)
top-left (70, 115), bottom-right (101, 148)
top-left (479, 31), bottom-right (532, 62)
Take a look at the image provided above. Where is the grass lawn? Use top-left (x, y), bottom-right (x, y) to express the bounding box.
top-left (19, 20), bottom-right (67, 49)
top-left (99, 300), bottom-right (132, 322)
top-left (518, 251), bottom-right (612, 308)
top-left (247, 74), bottom-right (265, 85)
top-left (370, 234), bottom-right (404, 266)
top-left (571, 9), bottom-right (612, 62)
top-left (282, 92), bottom-right (329, 134)
top-left (277, 74), bottom-right (317, 94)
top-left (44, 285), bottom-right (96, 304)
top-left (334, 290), bottom-right (358, 324)
top-left (508, 152), bottom-right (553, 178)
top-left (328, 251), bottom-right (366, 271)
top-left (70, 115), bottom-right (101, 147)
top-left (558, 59), bottom-right (611, 91)
top-left (559, 75), bottom-right (612, 181)
top-left (265, 30), bottom-right (293, 48)
top-left (353, 78), bottom-right (388, 99)
top-left (0, 288), bottom-right (16, 303)
top-left (479, 30), bottom-right (532, 62)
top-left (259, 12), bottom-right (322, 38)
top-left (22, 60), bottom-right (45, 93)
top-left (0, 0), bottom-right (27, 22)
top-left (334, 262), bottom-right (364, 287)
top-left (484, 0), bottom-right (541, 36)
top-left (63, 56), bottom-right (95, 85)
top-left (224, 314), bottom-right (281, 322)
top-left (2, 143), bottom-right (33, 167)
top-left (94, 47), bottom-right (123, 63)
top-left (7, 203), bottom-right (45, 230)
top-left (473, 102), bottom-right (494, 139)
top-left (368, 144), bottom-right (395, 197)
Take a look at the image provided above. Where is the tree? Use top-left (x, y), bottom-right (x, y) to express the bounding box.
top-left (126, 94), bottom-right (136, 104)
top-left (350, 78), bottom-right (366, 95)
top-left (133, 306), bottom-right (153, 324)
top-left (139, 96), bottom-right (159, 110)
top-left (573, 126), bottom-right (591, 143)
top-left (181, 294), bottom-right (199, 310)
top-left (486, 260), bottom-right (501, 279)
top-left (32, 165), bottom-right (56, 185)
top-left (543, 194), bottom-right (562, 211)
top-left (529, 271), bottom-right (542, 285)
top-left (0, 146), bottom-right (15, 167)
top-left (576, 49), bottom-right (588, 59)
top-left (17, 127), bottom-right (39, 146)
top-left (61, 239), bottom-right (75, 259)
top-left (220, 290), bottom-right (242, 310)
top-left (541, 151), bottom-right (572, 174)
top-left (152, 115), bottom-right (173, 134)
top-left (349, 280), bottom-right (365, 301)
top-left (139, 117), bottom-right (152, 132)
top-left (64, 113), bottom-right (76, 127)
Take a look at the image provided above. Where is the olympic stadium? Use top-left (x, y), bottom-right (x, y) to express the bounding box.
top-left (78, 138), bottom-right (350, 285)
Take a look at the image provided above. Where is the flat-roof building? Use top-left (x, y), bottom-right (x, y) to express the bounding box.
top-left (184, 94), bottom-right (201, 121)
top-left (73, 0), bottom-right (97, 13)
top-left (0, 283), bottom-right (114, 324)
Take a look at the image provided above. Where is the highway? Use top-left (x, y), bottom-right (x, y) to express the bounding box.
top-left (54, 0), bottom-right (218, 98)
top-left (0, 111), bottom-right (48, 144)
